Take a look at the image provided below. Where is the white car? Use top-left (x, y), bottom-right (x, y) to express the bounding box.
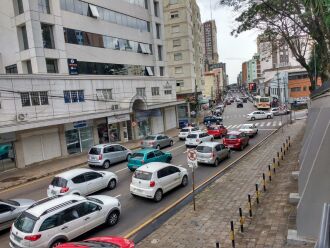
top-left (130, 162), bottom-right (188, 202)
top-left (239, 124), bottom-right (258, 137)
top-left (10, 194), bottom-right (121, 248)
top-left (185, 131), bottom-right (214, 148)
top-left (0, 199), bottom-right (35, 231)
top-left (246, 111), bottom-right (273, 121)
top-left (47, 168), bottom-right (118, 197)
top-left (178, 126), bottom-right (199, 140)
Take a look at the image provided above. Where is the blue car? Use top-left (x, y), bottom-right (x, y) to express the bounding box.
top-left (127, 149), bottom-right (172, 171)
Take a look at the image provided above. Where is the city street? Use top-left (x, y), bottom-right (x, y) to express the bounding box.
top-left (0, 100), bottom-right (288, 247)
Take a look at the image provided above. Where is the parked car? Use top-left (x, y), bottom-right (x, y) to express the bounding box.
top-left (178, 126), bottom-right (199, 140)
top-left (47, 168), bottom-right (118, 197)
top-left (242, 97), bottom-right (248, 103)
top-left (270, 107), bottom-right (291, 116)
top-left (185, 131), bottom-right (214, 148)
top-left (9, 194), bottom-right (121, 248)
top-left (0, 144), bottom-right (12, 160)
top-left (236, 101), bottom-right (243, 108)
top-left (88, 144), bottom-right (132, 169)
top-left (223, 131), bottom-right (249, 151)
top-left (239, 124), bottom-right (258, 137)
top-left (0, 199), bottom-right (35, 231)
top-left (207, 125), bottom-right (228, 138)
top-left (130, 162), bottom-right (188, 202)
top-left (127, 149), bottom-right (172, 171)
top-left (196, 142), bottom-right (230, 166)
top-left (140, 134), bottom-right (173, 150)
top-left (57, 236), bottom-right (134, 248)
top-left (246, 111), bottom-right (273, 121)
top-left (203, 116), bottom-right (223, 126)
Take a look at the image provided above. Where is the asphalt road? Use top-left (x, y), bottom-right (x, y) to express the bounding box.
top-left (0, 98), bottom-right (289, 247)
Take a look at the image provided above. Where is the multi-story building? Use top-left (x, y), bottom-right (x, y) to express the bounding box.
top-left (163, 0), bottom-right (204, 120)
top-left (0, 0), bottom-right (180, 171)
top-left (204, 71), bottom-right (217, 99)
top-left (242, 62), bottom-right (248, 85)
top-left (202, 20), bottom-right (219, 71)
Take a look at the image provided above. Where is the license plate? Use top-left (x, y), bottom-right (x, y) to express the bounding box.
top-left (12, 234), bottom-right (22, 243)
top-left (228, 145), bottom-right (234, 148)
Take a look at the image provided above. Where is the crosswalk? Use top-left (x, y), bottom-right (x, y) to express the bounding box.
top-left (222, 115), bottom-right (246, 119)
top-left (225, 121), bottom-right (283, 130)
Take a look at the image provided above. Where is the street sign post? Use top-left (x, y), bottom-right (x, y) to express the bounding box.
top-left (187, 149), bottom-right (197, 211)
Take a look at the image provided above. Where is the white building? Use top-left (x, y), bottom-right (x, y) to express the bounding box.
top-left (0, 0), bottom-right (181, 171)
top-left (269, 71), bottom-right (289, 104)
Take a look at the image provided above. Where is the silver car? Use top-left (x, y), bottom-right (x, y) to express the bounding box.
top-left (88, 144), bottom-right (132, 169)
top-left (196, 142), bottom-right (230, 166)
top-left (0, 199), bottom-right (35, 231)
top-left (140, 134), bottom-right (173, 150)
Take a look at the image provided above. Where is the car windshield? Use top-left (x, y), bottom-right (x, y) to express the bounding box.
top-left (207, 126), bottom-right (218, 130)
top-left (144, 136), bottom-right (156, 140)
top-left (86, 197), bottom-right (104, 205)
top-left (133, 170), bottom-right (152, 180)
top-left (50, 177), bottom-right (67, 187)
top-left (0, 199), bottom-right (20, 206)
top-left (260, 98), bottom-right (269, 102)
top-left (74, 241), bottom-right (120, 248)
top-left (89, 148), bottom-right (101, 155)
top-left (180, 128), bottom-right (189, 132)
top-left (225, 134), bottom-right (238, 139)
top-left (187, 134), bottom-right (197, 138)
top-left (14, 212), bottom-right (37, 233)
top-left (131, 153), bottom-right (144, 159)
top-left (241, 125), bottom-right (252, 129)
top-left (196, 146), bottom-right (212, 153)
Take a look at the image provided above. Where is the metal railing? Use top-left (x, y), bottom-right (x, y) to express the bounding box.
top-left (311, 81), bottom-right (330, 99)
top-left (315, 203), bottom-right (330, 248)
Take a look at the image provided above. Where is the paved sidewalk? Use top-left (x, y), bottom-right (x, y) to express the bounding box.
top-left (0, 128), bottom-right (179, 191)
top-left (138, 120), bottom-right (309, 248)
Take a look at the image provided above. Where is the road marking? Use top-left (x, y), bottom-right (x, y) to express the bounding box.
top-left (168, 143), bottom-right (186, 152)
top-left (115, 167), bottom-right (129, 173)
top-left (177, 164), bottom-right (182, 167)
top-left (272, 121), bottom-right (276, 126)
top-left (260, 122), bottom-right (265, 127)
top-left (279, 121), bottom-right (282, 126)
top-left (259, 128), bottom-right (277, 131)
top-left (232, 125), bottom-right (238, 128)
top-left (236, 124), bottom-right (242, 128)
top-left (115, 194), bottom-right (121, 198)
top-left (266, 122), bottom-right (271, 126)
top-left (226, 125), bottom-right (233, 129)
top-left (255, 123), bottom-right (260, 126)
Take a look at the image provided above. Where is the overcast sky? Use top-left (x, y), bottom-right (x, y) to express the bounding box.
top-left (196, 0), bottom-right (259, 84)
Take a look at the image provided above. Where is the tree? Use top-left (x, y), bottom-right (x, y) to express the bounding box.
top-left (219, 0), bottom-right (330, 89)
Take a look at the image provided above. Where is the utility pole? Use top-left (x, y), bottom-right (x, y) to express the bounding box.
top-left (194, 81), bottom-right (198, 124)
top-left (276, 66), bottom-right (281, 106)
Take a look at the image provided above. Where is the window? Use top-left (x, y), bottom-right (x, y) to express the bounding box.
top-left (38, 0), bottom-right (50, 14)
top-left (19, 25), bottom-right (29, 50)
top-left (157, 45), bottom-right (163, 61)
top-left (169, 0), bottom-right (178, 4)
top-left (174, 52), bottom-right (182, 61)
top-left (63, 90), bottom-right (85, 103)
top-left (46, 59), bottom-right (58, 73)
top-left (172, 25), bottom-right (180, 33)
top-left (145, 66), bottom-right (154, 76)
top-left (14, 0), bottom-right (24, 15)
top-left (170, 11), bottom-right (179, 19)
top-left (303, 86), bottom-right (307, 91)
top-left (136, 88), bottom-right (146, 97)
top-left (0, 204), bottom-right (14, 214)
top-left (173, 39), bottom-right (181, 47)
top-left (41, 24), bottom-right (55, 49)
top-left (146, 152), bottom-right (155, 159)
top-left (72, 175), bottom-right (85, 184)
top-left (291, 87), bottom-right (301, 92)
top-left (88, 4), bottom-right (100, 18)
top-left (156, 23), bottom-right (161, 39)
top-left (5, 64), bottom-right (18, 74)
top-left (160, 66), bottom-right (164, 76)
top-left (176, 80), bottom-right (184, 87)
top-left (84, 172), bottom-right (102, 181)
top-left (154, 1), bottom-right (159, 17)
top-left (165, 90), bottom-right (172, 95)
top-left (20, 91), bottom-right (49, 107)
top-left (175, 66), bottom-right (183, 74)
top-left (39, 214), bottom-right (61, 231)
top-left (152, 87), bottom-right (160, 96)
top-left (96, 89), bottom-right (113, 101)
top-left (157, 167), bottom-right (169, 178)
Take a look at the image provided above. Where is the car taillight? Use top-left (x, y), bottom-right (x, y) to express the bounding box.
top-left (60, 187), bottom-right (69, 193)
top-left (141, 160), bottom-right (145, 164)
top-left (98, 154), bottom-right (102, 160)
top-left (150, 181), bottom-right (155, 187)
top-left (24, 234), bottom-right (41, 241)
top-left (212, 152), bottom-right (216, 158)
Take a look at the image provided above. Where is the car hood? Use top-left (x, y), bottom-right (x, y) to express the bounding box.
top-left (12, 198), bottom-right (36, 207)
top-left (89, 195), bottom-right (120, 206)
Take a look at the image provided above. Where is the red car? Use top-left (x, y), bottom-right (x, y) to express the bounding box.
top-left (57, 237), bottom-right (134, 248)
top-left (207, 125), bottom-right (228, 138)
top-left (223, 131), bottom-right (249, 150)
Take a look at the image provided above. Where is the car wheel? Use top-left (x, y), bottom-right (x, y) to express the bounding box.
top-left (211, 137), bottom-right (214, 142)
top-left (108, 179), bottom-right (117, 190)
top-left (129, 168), bottom-right (135, 172)
top-left (166, 157), bottom-right (172, 163)
top-left (50, 240), bottom-right (66, 248)
top-left (240, 144), bottom-right (244, 151)
top-left (267, 115), bottom-right (271, 119)
top-left (227, 151), bottom-right (231, 159)
top-left (154, 189), bottom-right (163, 202)
top-left (251, 117), bottom-right (255, 121)
top-left (156, 145), bottom-right (160, 150)
top-left (214, 158), bottom-right (220, 167)
top-left (181, 175), bottom-right (188, 187)
top-left (103, 160), bottom-right (110, 169)
top-left (106, 210), bottom-right (120, 226)
top-left (126, 154), bottom-right (131, 161)
top-left (170, 140), bottom-right (173, 147)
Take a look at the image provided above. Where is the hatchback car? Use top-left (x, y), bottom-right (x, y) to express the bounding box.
top-left (223, 131), bottom-right (249, 150)
top-left (239, 124), bottom-right (258, 137)
top-left (57, 236), bottom-right (134, 248)
top-left (88, 144), bottom-right (132, 169)
top-left (140, 134), bottom-right (173, 150)
top-left (203, 116), bottom-right (223, 126)
top-left (185, 131), bottom-right (214, 148)
top-left (47, 168), bottom-right (118, 197)
top-left (130, 162), bottom-right (188, 202)
top-left (0, 199), bottom-right (35, 231)
top-left (246, 111), bottom-right (273, 121)
top-left (196, 142), bottom-right (230, 166)
top-left (9, 194), bottom-right (121, 248)
top-left (127, 149), bottom-right (172, 171)
top-left (236, 102), bottom-right (243, 108)
top-left (178, 127), bottom-right (199, 140)
top-left (207, 125), bottom-right (228, 139)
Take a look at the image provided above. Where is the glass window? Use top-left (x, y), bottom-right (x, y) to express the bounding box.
top-left (152, 87), bottom-right (159, 96)
top-left (71, 91), bottom-right (78, 102)
top-left (41, 23), bottom-right (55, 49)
top-left (20, 25), bottom-right (29, 50)
top-left (76, 202), bottom-right (100, 217)
top-left (146, 152), bottom-right (155, 159)
top-left (72, 175), bottom-right (85, 184)
top-left (156, 23), bottom-right (161, 39)
top-left (66, 0), bottom-right (74, 12)
top-left (30, 92), bottom-right (40, 106)
top-left (84, 172), bottom-right (102, 181)
top-left (157, 167), bottom-right (170, 178)
top-left (78, 90), bottom-right (85, 102)
top-left (14, 213), bottom-right (37, 233)
top-left (39, 214), bottom-right (61, 231)
top-left (38, 0), bottom-right (50, 14)
top-left (65, 129), bottom-right (80, 154)
top-left (50, 177), bottom-right (68, 187)
top-left (46, 59), bottom-right (58, 73)
top-left (20, 92), bottom-right (31, 107)
top-left (118, 39), bottom-right (126, 51)
top-left (15, 0), bottom-right (24, 15)
top-left (62, 206), bottom-right (80, 223)
top-left (133, 170), bottom-right (152, 180)
top-left (64, 91), bottom-right (71, 103)
top-left (5, 64), bottom-right (18, 74)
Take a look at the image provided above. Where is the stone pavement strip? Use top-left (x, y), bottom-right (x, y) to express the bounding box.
top-left (138, 121), bottom-right (311, 248)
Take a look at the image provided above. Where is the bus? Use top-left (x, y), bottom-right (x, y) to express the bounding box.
top-left (254, 96), bottom-right (271, 110)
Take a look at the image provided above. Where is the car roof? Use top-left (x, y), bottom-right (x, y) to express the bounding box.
top-left (137, 162), bottom-right (173, 173)
top-left (190, 131), bottom-right (205, 134)
top-left (134, 148), bottom-right (157, 154)
top-left (227, 131), bottom-right (242, 135)
top-left (91, 143), bottom-right (121, 148)
top-left (26, 195), bottom-right (85, 218)
top-left (197, 142), bottom-right (219, 147)
top-left (55, 168), bottom-right (94, 179)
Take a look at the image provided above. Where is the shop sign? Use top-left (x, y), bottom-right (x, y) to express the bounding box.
top-left (73, 120), bottom-right (87, 129)
top-left (107, 114), bottom-right (130, 124)
top-left (0, 132), bottom-right (16, 143)
top-left (68, 58), bottom-right (78, 75)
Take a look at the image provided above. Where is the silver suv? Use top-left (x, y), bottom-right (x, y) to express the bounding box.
top-left (88, 144), bottom-right (132, 169)
top-left (196, 142), bottom-right (230, 166)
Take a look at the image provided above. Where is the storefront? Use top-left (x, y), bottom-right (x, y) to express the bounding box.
top-left (165, 107), bottom-right (177, 130)
top-left (65, 120), bottom-right (94, 154)
top-left (0, 132), bottom-right (16, 172)
top-left (107, 114), bottom-right (130, 142)
top-left (96, 119), bottom-right (109, 144)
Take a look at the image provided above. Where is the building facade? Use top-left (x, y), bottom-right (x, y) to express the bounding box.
top-left (202, 20), bottom-right (219, 71)
top-left (0, 0), bottom-right (180, 171)
top-left (242, 62), bottom-right (248, 85)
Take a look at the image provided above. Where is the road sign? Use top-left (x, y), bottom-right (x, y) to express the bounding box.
top-left (132, 121), bottom-right (137, 127)
top-left (187, 149), bottom-right (198, 168)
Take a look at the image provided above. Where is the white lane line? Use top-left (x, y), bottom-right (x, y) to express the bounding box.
top-left (232, 125), bottom-right (238, 128)
top-left (177, 164), bottom-right (182, 167)
top-left (236, 124), bottom-right (242, 128)
top-left (168, 143), bottom-right (186, 152)
top-left (266, 122), bottom-right (271, 126)
top-left (272, 121), bottom-right (276, 126)
top-left (279, 121), bottom-right (282, 126)
top-left (183, 150), bottom-right (188, 154)
top-left (115, 194), bottom-right (121, 198)
top-left (226, 125), bottom-right (233, 129)
top-left (255, 123), bottom-right (260, 126)
top-left (115, 167), bottom-right (129, 173)
top-left (260, 122), bottom-right (265, 127)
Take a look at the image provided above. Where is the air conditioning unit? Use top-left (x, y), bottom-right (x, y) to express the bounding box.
top-left (17, 113), bottom-right (28, 122)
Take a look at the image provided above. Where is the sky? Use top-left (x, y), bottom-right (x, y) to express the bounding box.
top-left (196, 0), bottom-right (259, 84)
